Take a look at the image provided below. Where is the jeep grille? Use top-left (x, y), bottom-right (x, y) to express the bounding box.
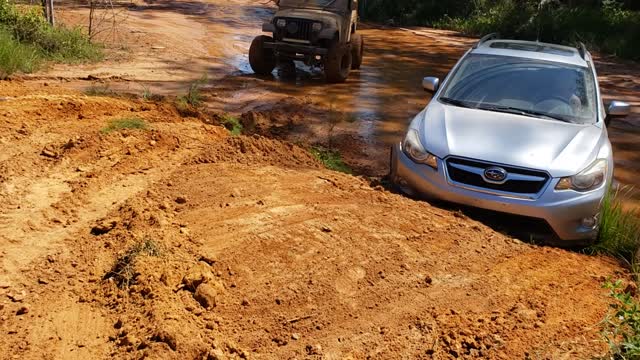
top-left (276, 18), bottom-right (314, 42)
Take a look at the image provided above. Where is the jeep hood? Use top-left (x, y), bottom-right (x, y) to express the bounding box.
top-left (419, 101), bottom-right (607, 178)
top-left (275, 8), bottom-right (343, 27)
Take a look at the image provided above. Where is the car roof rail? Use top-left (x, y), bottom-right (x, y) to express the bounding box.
top-left (473, 33), bottom-right (500, 49)
top-left (578, 42), bottom-right (588, 60)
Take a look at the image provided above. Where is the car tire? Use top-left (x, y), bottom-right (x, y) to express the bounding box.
top-left (249, 35), bottom-right (276, 76)
top-left (351, 33), bottom-right (364, 70)
top-left (325, 40), bottom-right (352, 83)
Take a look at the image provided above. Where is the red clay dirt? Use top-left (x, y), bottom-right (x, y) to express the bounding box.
top-left (1, 0), bottom-right (639, 358)
top-left (0, 79), bottom-right (631, 360)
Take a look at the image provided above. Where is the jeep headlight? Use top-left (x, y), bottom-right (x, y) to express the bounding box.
top-left (403, 129), bottom-right (437, 170)
top-left (556, 159), bottom-right (607, 192)
top-left (312, 22), bottom-right (322, 32)
top-left (276, 19), bottom-right (286, 28)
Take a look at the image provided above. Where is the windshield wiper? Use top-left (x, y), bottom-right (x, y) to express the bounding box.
top-left (439, 97), bottom-right (472, 108)
top-left (478, 105), bottom-right (572, 123)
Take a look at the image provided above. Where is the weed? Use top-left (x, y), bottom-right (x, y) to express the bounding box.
top-left (589, 188), bottom-right (640, 279)
top-left (141, 84), bottom-right (163, 101)
top-left (101, 117), bottom-right (148, 133)
top-left (175, 75), bottom-right (208, 117)
top-left (85, 84), bottom-right (116, 97)
top-left (220, 114), bottom-right (243, 136)
top-left (601, 279), bottom-right (640, 358)
top-left (104, 238), bottom-right (161, 288)
top-left (310, 146), bottom-right (352, 174)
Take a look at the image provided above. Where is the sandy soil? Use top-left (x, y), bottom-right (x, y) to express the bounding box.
top-left (1, 0), bottom-right (639, 358)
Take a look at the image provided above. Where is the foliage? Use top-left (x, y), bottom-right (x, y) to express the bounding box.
top-left (361, 0), bottom-right (640, 59)
top-left (601, 279), bottom-right (640, 358)
top-left (101, 117), bottom-right (148, 133)
top-left (85, 84), bottom-right (117, 97)
top-left (589, 188), bottom-right (640, 279)
top-left (0, 26), bottom-right (39, 79)
top-left (220, 114), bottom-right (243, 136)
top-left (310, 146), bottom-right (352, 174)
top-left (0, 0), bottom-right (101, 76)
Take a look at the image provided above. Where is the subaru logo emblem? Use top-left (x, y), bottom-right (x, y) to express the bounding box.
top-left (483, 167), bottom-right (508, 183)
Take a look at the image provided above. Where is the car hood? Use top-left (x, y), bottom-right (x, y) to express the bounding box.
top-left (275, 8), bottom-right (342, 27)
top-left (420, 101), bottom-right (606, 177)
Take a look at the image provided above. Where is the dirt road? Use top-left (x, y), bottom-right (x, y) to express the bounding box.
top-left (0, 0), bottom-right (638, 358)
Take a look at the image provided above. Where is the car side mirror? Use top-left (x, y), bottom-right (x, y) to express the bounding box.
top-left (422, 77), bottom-right (439, 93)
top-left (607, 101), bottom-right (631, 117)
top-left (605, 100), bottom-right (631, 126)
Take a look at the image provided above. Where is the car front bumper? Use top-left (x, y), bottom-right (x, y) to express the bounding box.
top-left (390, 144), bottom-right (605, 241)
top-left (264, 41), bottom-right (328, 56)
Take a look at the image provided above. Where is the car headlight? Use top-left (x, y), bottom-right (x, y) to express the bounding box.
top-left (403, 129), bottom-right (438, 169)
top-left (312, 22), bottom-right (323, 32)
top-left (555, 159), bottom-right (607, 192)
top-left (276, 19), bottom-right (286, 28)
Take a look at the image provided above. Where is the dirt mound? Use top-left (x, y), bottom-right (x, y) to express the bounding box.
top-left (191, 135), bottom-right (323, 169)
top-left (0, 81), bottom-right (631, 359)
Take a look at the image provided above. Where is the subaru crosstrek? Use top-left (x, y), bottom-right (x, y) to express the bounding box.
top-left (390, 34), bottom-right (631, 245)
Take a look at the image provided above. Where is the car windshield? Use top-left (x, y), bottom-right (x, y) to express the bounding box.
top-left (439, 54), bottom-right (598, 124)
top-left (279, 0), bottom-right (347, 10)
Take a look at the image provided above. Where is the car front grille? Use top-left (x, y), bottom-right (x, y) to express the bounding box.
top-left (276, 18), bottom-right (313, 42)
top-left (445, 157), bottom-right (550, 196)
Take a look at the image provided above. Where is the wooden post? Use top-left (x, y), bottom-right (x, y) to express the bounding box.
top-left (49, 0), bottom-right (55, 26)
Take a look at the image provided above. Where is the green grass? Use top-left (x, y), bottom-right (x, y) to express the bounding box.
top-left (0, 1), bottom-right (101, 77)
top-left (310, 146), bottom-right (352, 174)
top-left (220, 115), bottom-right (242, 136)
top-left (589, 188), bottom-right (640, 278)
top-left (0, 27), bottom-right (39, 79)
top-left (104, 238), bottom-right (160, 288)
top-left (601, 279), bottom-right (640, 358)
top-left (101, 117), bottom-right (148, 134)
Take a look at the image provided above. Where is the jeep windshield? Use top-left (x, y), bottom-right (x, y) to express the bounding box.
top-left (439, 54), bottom-right (598, 125)
top-left (279, 0), bottom-right (348, 11)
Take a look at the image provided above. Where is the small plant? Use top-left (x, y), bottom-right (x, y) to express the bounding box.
top-left (104, 238), bottom-right (161, 288)
top-left (141, 84), bottom-right (163, 101)
top-left (310, 146), bottom-right (352, 174)
top-left (175, 74), bottom-right (208, 117)
top-left (101, 117), bottom-right (148, 133)
top-left (601, 279), bottom-right (640, 358)
top-left (220, 114), bottom-right (243, 136)
top-left (85, 84), bottom-right (116, 97)
top-left (589, 188), bottom-right (640, 279)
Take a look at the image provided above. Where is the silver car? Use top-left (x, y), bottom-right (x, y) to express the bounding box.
top-left (390, 35), bottom-right (631, 245)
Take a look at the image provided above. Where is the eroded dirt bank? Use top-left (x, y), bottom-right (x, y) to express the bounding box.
top-left (0, 81), bottom-right (630, 359)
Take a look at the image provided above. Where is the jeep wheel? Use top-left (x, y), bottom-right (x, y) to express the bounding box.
top-left (324, 41), bottom-right (352, 83)
top-left (249, 35), bottom-right (276, 76)
top-left (351, 33), bottom-right (364, 70)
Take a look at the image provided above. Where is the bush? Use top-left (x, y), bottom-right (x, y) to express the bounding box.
top-left (0, 0), bottom-right (101, 76)
top-left (363, 0), bottom-right (640, 60)
top-left (0, 27), bottom-right (39, 79)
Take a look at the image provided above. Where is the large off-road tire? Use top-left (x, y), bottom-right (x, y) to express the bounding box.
top-left (351, 33), bottom-right (364, 70)
top-left (249, 35), bottom-right (276, 76)
top-left (324, 40), bottom-right (352, 83)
